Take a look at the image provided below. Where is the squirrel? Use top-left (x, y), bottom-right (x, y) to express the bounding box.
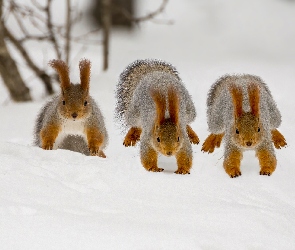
top-left (201, 74), bottom-right (287, 177)
top-left (34, 59), bottom-right (108, 158)
top-left (115, 59), bottom-right (200, 174)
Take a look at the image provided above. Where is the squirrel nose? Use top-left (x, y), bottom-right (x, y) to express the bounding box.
top-left (246, 141), bottom-right (252, 147)
top-left (72, 112), bottom-right (78, 119)
top-left (166, 151), bottom-right (172, 156)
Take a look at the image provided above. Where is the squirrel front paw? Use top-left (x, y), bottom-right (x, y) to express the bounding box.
top-left (271, 129), bottom-right (287, 149)
top-left (123, 127), bottom-right (142, 147)
top-left (202, 133), bottom-right (224, 153)
top-left (186, 125), bottom-right (200, 144)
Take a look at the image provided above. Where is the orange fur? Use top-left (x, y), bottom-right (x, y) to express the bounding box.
top-left (229, 85), bottom-right (243, 118)
top-left (175, 150), bottom-right (192, 174)
top-left (186, 125), bottom-right (200, 144)
top-left (40, 124), bottom-right (61, 150)
top-left (49, 60), bottom-right (71, 91)
top-left (151, 90), bottom-right (166, 126)
top-left (271, 129), bottom-right (287, 149)
top-left (223, 150), bottom-right (242, 178)
top-left (123, 127), bottom-right (142, 147)
top-left (79, 59), bottom-right (91, 92)
top-left (85, 127), bottom-right (105, 157)
top-left (248, 83), bottom-right (260, 117)
top-left (256, 148), bottom-right (276, 175)
top-left (168, 87), bottom-right (179, 125)
top-left (201, 133), bottom-right (224, 153)
top-left (141, 147), bottom-right (163, 172)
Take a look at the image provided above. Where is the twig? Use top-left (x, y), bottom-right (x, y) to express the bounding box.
top-left (114, 0), bottom-right (170, 24)
top-left (45, 0), bottom-right (61, 59)
top-left (4, 26), bottom-right (54, 95)
top-left (65, 0), bottom-right (71, 64)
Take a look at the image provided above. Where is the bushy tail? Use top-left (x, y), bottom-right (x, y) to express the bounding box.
top-left (115, 59), bottom-right (180, 126)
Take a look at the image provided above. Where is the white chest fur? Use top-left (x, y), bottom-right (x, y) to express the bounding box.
top-left (53, 119), bottom-right (87, 149)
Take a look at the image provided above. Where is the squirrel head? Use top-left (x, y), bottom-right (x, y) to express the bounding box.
top-left (230, 83), bottom-right (263, 149)
top-left (151, 87), bottom-right (182, 156)
top-left (49, 59), bottom-right (91, 121)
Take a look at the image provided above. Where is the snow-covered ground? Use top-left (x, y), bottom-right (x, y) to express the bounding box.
top-left (1, 0), bottom-right (295, 249)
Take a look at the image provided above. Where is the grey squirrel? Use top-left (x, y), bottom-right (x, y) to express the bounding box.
top-left (115, 59), bottom-right (199, 174)
top-left (34, 59), bottom-right (108, 158)
top-left (202, 74), bottom-right (287, 177)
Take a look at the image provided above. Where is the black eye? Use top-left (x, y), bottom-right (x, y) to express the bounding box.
top-left (236, 129), bottom-right (239, 134)
top-left (62, 100), bottom-right (66, 105)
top-left (177, 137), bottom-right (180, 142)
top-left (258, 127), bottom-right (260, 132)
top-left (157, 137), bottom-right (160, 142)
top-left (84, 101), bottom-right (88, 106)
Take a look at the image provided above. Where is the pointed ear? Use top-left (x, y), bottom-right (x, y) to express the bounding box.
top-left (229, 84), bottom-right (243, 118)
top-left (151, 89), bottom-right (166, 126)
top-left (168, 86), bottom-right (179, 125)
top-left (79, 58), bottom-right (91, 92)
top-left (49, 59), bottom-right (71, 92)
top-left (248, 83), bottom-right (260, 117)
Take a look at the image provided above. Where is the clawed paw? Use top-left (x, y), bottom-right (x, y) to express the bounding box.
top-left (174, 169), bottom-right (190, 175)
top-left (189, 135), bottom-right (200, 145)
top-left (42, 142), bottom-right (54, 150)
top-left (147, 167), bottom-right (164, 172)
top-left (230, 172), bottom-right (241, 178)
top-left (89, 147), bottom-right (106, 158)
top-left (271, 129), bottom-right (287, 149)
top-left (202, 133), bottom-right (223, 154)
top-left (273, 139), bottom-right (287, 149)
top-left (259, 170), bottom-right (272, 176)
top-left (123, 138), bottom-right (138, 147)
top-left (227, 169), bottom-right (241, 178)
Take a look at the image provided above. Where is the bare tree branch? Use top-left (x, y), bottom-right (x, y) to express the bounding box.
top-left (65, 0), bottom-right (71, 64)
top-left (101, 0), bottom-right (111, 71)
top-left (0, 0), bottom-right (31, 101)
top-left (114, 0), bottom-right (170, 24)
top-left (4, 26), bottom-right (54, 95)
top-left (45, 0), bottom-right (61, 59)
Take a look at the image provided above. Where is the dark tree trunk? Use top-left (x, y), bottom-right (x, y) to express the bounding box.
top-left (101, 0), bottom-right (111, 71)
top-left (0, 0), bottom-right (31, 102)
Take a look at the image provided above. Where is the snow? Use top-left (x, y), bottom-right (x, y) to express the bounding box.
top-left (1, 0), bottom-right (295, 249)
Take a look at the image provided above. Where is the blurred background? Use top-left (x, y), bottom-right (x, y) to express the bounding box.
top-left (0, 0), bottom-right (295, 102)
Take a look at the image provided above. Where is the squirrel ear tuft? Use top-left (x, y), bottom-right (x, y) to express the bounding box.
top-left (229, 84), bottom-right (243, 118)
top-left (49, 59), bottom-right (71, 92)
top-left (79, 58), bottom-right (91, 92)
top-left (168, 86), bottom-right (179, 125)
top-left (151, 89), bottom-right (166, 126)
top-left (248, 83), bottom-right (260, 117)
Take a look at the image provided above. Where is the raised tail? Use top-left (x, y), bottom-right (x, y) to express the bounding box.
top-left (115, 59), bottom-right (180, 126)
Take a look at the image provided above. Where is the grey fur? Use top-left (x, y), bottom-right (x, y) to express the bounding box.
top-left (206, 74), bottom-right (281, 158)
top-left (115, 59), bottom-right (196, 158)
top-left (34, 85), bottom-right (108, 155)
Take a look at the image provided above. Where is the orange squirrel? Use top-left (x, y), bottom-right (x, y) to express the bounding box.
top-left (116, 59), bottom-right (199, 174)
top-left (34, 59), bottom-right (108, 157)
top-left (202, 74), bottom-right (287, 177)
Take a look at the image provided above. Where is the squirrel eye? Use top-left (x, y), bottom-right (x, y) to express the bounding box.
top-left (62, 100), bottom-right (66, 105)
top-left (236, 129), bottom-right (239, 134)
top-left (157, 137), bottom-right (160, 142)
top-left (258, 127), bottom-right (260, 132)
top-left (177, 137), bottom-right (180, 142)
top-left (84, 101), bottom-right (88, 106)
